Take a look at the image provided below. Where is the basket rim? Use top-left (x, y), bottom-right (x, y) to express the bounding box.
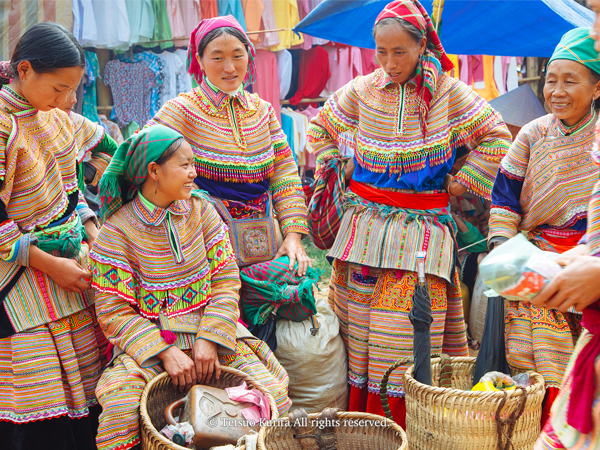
top-left (140, 366), bottom-right (280, 450)
top-left (404, 356), bottom-right (545, 400)
top-left (258, 410), bottom-right (407, 442)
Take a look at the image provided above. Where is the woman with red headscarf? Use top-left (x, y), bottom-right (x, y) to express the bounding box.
top-left (307, 0), bottom-right (511, 426)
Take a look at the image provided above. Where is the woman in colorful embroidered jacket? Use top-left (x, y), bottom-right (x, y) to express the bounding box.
top-left (91, 125), bottom-right (291, 450)
top-left (307, 0), bottom-right (511, 427)
top-left (145, 15), bottom-right (310, 276)
top-left (488, 27), bottom-right (600, 425)
top-left (0, 24), bottom-right (105, 450)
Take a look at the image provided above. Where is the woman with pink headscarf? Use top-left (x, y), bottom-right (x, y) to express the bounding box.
top-left (146, 16), bottom-right (310, 275)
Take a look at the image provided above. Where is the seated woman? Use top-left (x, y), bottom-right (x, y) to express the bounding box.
top-left (488, 27), bottom-right (600, 424)
top-left (91, 125), bottom-right (291, 450)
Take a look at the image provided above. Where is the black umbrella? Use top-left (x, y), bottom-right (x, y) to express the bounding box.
top-left (473, 294), bottom-right (510, 386)
top-left (410, 283), bottom-right (433, 386)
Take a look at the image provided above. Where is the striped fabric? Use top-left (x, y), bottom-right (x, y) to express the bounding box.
top-left (96, 335), bottom-right (290, 450)
top-left (146, 78), bottom-right (308, 237)
top-left (0, 0), bottom-right (73, 61)
top-left (505, 301), bottom-right (581, 389)
top-left (308, 69), bottom-right (510, 200)
top-left (329, 260), bottom-right (467, 396)
top-left (329, 192), bottom-right (457, 282)
top-left (489, 112), bottom-right (598, 241)
top-left (586, 121), bottom-right (600, 257)
top-left (0, 86), bottom-right (95, 333)
top-left (304, 157), bottom-right (347, 250)
top-left (535, 331), bottom-right (600, 450)
top-left (0, 307), bottom-right (103, 423)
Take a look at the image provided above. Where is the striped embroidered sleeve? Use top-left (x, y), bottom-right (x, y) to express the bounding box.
top-left (196, 199), bottom-right (240, 353)
top-left (488, 125), bottom-right (533, 240)
top-left (267, 105), bottom-right (309, 236)
top-left (587, 180), bottom-right (600, 257)
top-left (95, 291), bottom-right (171, 367)
top-left (307, 79), bottom-right (360, 171)
top-left (448, 81), bottom-right (511, 199)
top-left (0, 119), bottom-right (36, 266)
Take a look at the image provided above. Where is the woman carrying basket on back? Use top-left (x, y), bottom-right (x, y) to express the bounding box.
top-left (307, 0), bottom-right (511, 427)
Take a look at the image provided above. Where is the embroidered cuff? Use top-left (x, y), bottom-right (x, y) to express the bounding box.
top-left (15, 234), bottom-right (38, 267)
top-left (77, 205), bottom-right (98, 227)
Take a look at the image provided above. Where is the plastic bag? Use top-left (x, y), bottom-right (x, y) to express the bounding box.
top-left (472, 372), bottom-right (516, 391)
top-left (479, 234), bottom-right (562, 301)
top-left (274, 296), bottom-right (348, 413)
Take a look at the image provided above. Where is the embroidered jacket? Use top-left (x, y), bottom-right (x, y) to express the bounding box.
top-left (146, 78), bottom-right (308, 237)
top-left (0, 86), bottom-right (95, 332)
top-left (489, 113), bottom-right (598, 243)
top-left (90, 192), bottom-right (240, 366)
top-left (308, 69), bottom-right (511, 198)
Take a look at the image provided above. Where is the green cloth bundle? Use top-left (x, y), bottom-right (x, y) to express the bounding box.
top-left (240, 256), bottom-right (322, 326)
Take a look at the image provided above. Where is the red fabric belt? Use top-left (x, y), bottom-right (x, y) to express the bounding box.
top-left (538, 230), bottom-right (585, 254)
top-left (349, 179), bottom-right (450, 210)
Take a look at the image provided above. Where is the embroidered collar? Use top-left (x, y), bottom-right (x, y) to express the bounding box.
top-left (371, 68), bottom-right (418, 91)
top-left (132, 192), bottom-right (191, 226)
top-left (555, 109), bottom-right (597, 136)
top-left (0, 86), bottom-right (36, 114)
top-left (195, 76), bottom-right (252, 112)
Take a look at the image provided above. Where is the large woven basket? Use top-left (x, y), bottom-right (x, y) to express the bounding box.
top-left (382, 357), bottom-right (545, 450)
top-left (257, 407), bottom-right (407, 450)
top-left (140, 367), bottom-right (280, 450)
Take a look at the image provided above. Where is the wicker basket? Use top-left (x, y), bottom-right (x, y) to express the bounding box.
top-left (381, 357), bottom-right (546, 450)
top-left (257, 407), bottom-right (407, 450)
top-left (140, 367), bottom-right (280, 450)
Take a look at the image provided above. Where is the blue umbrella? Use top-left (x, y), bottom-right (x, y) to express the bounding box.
top-left (295, 0), bottom-right (593, 57)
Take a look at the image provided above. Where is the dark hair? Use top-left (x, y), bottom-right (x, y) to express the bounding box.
top-left (154, 138), bottom-right (185, 166)
top-left (373, 17), bottom-right (424, 44)
top-left (197, 27), bottom-right (250, 58)
top-left (0, 22), bottom-right (85, 85)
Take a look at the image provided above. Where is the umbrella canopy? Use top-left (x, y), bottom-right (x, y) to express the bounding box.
top-left (489, 83), bottom-right (547, 127)
top-left (295, 0), bottom-right (593, 57)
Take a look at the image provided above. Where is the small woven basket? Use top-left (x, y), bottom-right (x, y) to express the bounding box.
top-left (140, 367), bottom-right (280, 450)
top-left (381, 356), bottom-right (545, 450)
top-left (257, 407), bottom-right (407, 450)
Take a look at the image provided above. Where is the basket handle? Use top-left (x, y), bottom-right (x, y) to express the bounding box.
top-left (164, 398), bottom-right (186, 426)
top-left (380, 357), bottom-right (413, 420)
top-left (289, 408), bottom-right (339, 450)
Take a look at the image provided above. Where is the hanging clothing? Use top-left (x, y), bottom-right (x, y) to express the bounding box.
top-left (72, 0), bottom-right (98, 45)
top-left (174, 49), bottom-right (193, 94)
top-left (157, 51), bottom-right (187, 106)
top-left (258, 0), bottom-right (281, 48)
top-left (241, 0), bottom-right (264, 44)
top-left (217, 0), bottom-right (247, 30)
top-left (137, 0), bottom-right (173, 50)
top-left (98, 114), bottom-right (125, 145)
top-left (103, 60), bottom-right (157, 128)
top-left (307, 66), bottom-right (510, 420)
top-left (178, 0), bottom-right (202, 36)
top-left (489, 112), bottom-right (599, 391)
top-left (322, 45), bottom-right (363, 96)
top-left (473, 55), bottom-right (501, 101)
top-left (289, 46), bottom-right (331, 106)
top-left (253, 50), bottom-right (281, 120)
top-left (124, 0), bottom-right (155, 45)
top-left (0, 86), bottom-right (104, 450)
top-left (84, 0), bottom-right (131, 49)
top-left (165, 0), bottom-right (187, 42)
top-left (293, 0), bottom-right (313, 50)
top-left (146, 77), bottom-right (308, 236)
top-left (201, 0), bottom-right (219, 19)
top-left (91, 192), bottom-right (291, 450)
top-left (268, 0), bottom-right (304, 51)
top-left (82, 50), bottom-right (100, 123)
top-left (360, 48), bottom-right (378, 75)
top-left (276, 50), bottom-right (293, 100)
top-left (280, 112), bottom-right (297, 164)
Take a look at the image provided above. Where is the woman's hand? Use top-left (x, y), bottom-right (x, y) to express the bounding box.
top-left (192, 339), bottom-right (221, 384)
top-left (158, 346), bottom-right (196, 392)
top-left (29, 246), bottom-right (92, 293)
top-left (344, 158), bottom-right (355, 181)
top-left (531, 254), bottom-right (600, 312)
top-left (443, 175), bottom-right (468, 197)
top-left (84, 219), bottom-right (98, 249)
top-left (275, 232), bottom-right (312, 276)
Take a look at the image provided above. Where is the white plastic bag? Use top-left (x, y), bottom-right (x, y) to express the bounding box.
top-left (274, 296), bottom-right (348, 413)
top-left (479, 234), bottom-right (562, 301)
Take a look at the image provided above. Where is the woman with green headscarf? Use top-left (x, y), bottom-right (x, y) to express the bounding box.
top-left (488, 27), bottom-right (600, 426)
top-left (90, 125), bottom-right (291, 450)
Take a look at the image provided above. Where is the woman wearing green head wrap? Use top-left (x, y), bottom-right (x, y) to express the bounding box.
top-left (91, 125), bottom-right (291, 450)
top-left (488, 27), bottom-right (600, 427)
